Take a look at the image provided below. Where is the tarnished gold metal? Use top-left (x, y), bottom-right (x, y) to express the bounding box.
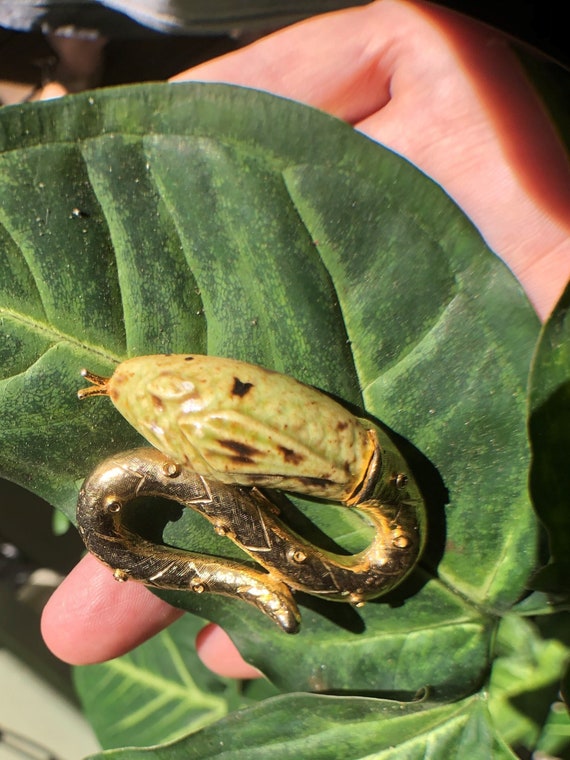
top-left (77, 355), bottom-right (426, 632)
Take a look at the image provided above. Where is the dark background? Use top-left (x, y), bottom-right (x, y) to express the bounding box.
top-left (440, 0), bottom-right (568, 66)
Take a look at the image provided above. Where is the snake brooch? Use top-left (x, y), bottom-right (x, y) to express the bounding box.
top-left (77, 354), bottom-right (426, 633)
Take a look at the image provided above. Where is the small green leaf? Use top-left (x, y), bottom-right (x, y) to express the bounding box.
top-left (488, 614), bottom-right (570, 751)
top-left (535, 700), bottom-right (570, 759)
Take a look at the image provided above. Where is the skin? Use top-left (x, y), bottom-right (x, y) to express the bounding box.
top-left (41, 0), bottom-right (570, 679)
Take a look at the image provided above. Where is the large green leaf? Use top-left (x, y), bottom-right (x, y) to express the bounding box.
top-left (74, 615), bottom-right (235, 748)
top-left (0, 82), bottom-right (540, 750)
top-left (83, 692), bottom-right (517, 760)
top-left (75, 613), bottom-right (280, 751)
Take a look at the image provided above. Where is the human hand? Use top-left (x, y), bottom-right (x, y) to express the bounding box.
top-left (42, 0), bottom-right (570, 679)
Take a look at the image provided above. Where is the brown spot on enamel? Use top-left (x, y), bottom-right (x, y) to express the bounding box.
top-left (150, 394), bottom-right (164, 412)
top-left (228, 454), bottom-right (255, 464)
top-left (218, 439), bottom-right (261, 461)
top-left (278, 446), bottom-right (305, 465)
top-left (231, 376), bottom-right (254, 397)
top-left (297, 476), bottom-right (335, 489)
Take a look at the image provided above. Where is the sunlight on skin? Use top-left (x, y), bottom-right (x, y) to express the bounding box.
top-left (41, 0), bottom-right (570, 680)
top-left (41, 554), bottom-right (261, 678)
top-left (196, 624), bottom-right (263, 679)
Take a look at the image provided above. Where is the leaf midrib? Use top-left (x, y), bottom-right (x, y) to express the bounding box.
top-left (0, 304), bottom-right (123, 364)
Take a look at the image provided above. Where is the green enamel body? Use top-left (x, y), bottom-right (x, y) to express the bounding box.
top-left (105, 354), bottom-right (376, 501)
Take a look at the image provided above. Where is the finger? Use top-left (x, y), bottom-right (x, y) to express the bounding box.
top-left (196, 623), bottom-right (262, 679)
top-left (170, 3), bottom-right (391, 123)
top-left (41, 553), bottom-right (183, 664)
top-left (353, 3), bottom-right (570, 320)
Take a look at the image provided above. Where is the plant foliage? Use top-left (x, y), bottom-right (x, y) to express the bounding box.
top-left (0, 83), bottom-right (567, 758)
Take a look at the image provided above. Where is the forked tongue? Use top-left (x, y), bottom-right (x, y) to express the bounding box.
top-left (78, 369), bottom-right (111, 399)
